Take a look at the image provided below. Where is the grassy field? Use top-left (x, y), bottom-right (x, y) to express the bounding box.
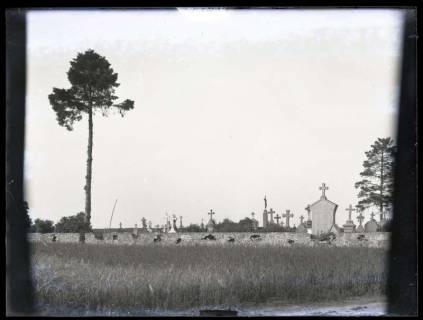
top-left (31, 242), bottom-right (387, 314)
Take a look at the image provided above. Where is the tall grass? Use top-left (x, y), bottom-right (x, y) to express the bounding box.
top-left (31, 243), bottom-right (387, 313)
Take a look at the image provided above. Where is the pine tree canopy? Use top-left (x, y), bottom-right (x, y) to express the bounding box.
top-left (49, 49), bottom-right (134, 130)
top-left (355, 137), bottom-right (396, 212)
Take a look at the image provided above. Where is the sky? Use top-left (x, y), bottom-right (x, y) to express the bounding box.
top-left (25, 8), bottom-right (404, 229)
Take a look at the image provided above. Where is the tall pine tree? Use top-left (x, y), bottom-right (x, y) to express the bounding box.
top-left (355, 137), bottom-right (396, 216)
top-left (49, 50), bottom-right (135, 230)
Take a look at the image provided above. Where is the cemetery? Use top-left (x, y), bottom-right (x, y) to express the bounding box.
top-left (29, 183), bottom-right (392, 249)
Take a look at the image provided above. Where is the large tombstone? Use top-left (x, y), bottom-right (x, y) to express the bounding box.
top-left (309, 183), bottom-right (339, 235)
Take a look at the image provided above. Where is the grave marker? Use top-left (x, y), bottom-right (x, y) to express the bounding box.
top-left (309, 183), bottom-right (339, 235)
top-left (275, 214), bottom-right (281, 225)
top-left (207, 209), bottom-right (216, 232)
top-left (283, 210), bottom-right (294, 228)
top-left (268, 208), bottom-right (275, 224)
top-left (356, 210), bottom-right (365, 233)
top-left (343, 204), bottom-right (356, 233)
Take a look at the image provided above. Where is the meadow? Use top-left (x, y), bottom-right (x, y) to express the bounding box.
top-left (31, 242), bottom-right (387, 315)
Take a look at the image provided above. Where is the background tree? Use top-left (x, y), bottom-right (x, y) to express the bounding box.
top-left (183, 223), bottom-right (202, 232)
top-left (48, 49), bottom-right (134, 230)
top-left (355, 137), bottom-right (396, 216)
top-left (237, 217), bottom-right (255, 232)
top-left (215, 218), bottom-right (238, 232)
top-left (54, 212), bottom-right (87, 233)
top-left (33, 219), bottom-right (55, 233)
top-left (22, 201), bottom-right (34, 232)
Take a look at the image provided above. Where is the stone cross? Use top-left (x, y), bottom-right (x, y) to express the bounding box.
top-left (275, 214), bottom-right (281, 225)
top-left (370, 212), bottom-right (376, 220)
top-left (283, 210), bottom-right (294, 228)
top-left (345, 204), bottom-right (356, 221)
top-left (356, 212), bottom-right (365, 226)
top-left (300, 215), bottom-right (304, 224)
top-left (208, 209), bottom-right (215, 221)
top-left (305, 205), bottom-right (311, 221)
top-left (268, 208), bottom-right (275, 224)
top-left (319, 183), bottom-right (329, 198)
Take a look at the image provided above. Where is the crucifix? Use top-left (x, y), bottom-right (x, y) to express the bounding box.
top-left (275, 214), bottom-right (281, 225)
top-left (264, 195), bottom-right (267, 210)
top-left (356, 212), bottom-right (365, 226)
top-left (300, 215), bottom-right (304, 224)
top-left (345, 204), bottom-right (356, 221)
top-left (370, 212), bottom-right (376, 220)
top-left (319, 183), bottom-right (329, 198)
top-left (268, 208), bottom-right (275, 224)
top-left (283, 210), bottom-right (294, 228)
top-left (208, 209), bottom-right (215, 221)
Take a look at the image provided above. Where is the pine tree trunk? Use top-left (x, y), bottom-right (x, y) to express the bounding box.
top-left (84, 108), bottom-right (93, 229)
top-left (380, 150), bottom-right (384, 219)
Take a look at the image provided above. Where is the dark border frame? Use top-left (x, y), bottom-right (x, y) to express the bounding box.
top-left (5, 6), bottom-right (418, 316)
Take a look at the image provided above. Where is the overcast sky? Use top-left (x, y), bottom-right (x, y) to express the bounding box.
top-left (25, 8), bottom-right (403, 228)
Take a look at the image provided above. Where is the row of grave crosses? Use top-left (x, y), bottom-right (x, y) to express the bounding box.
top-left (263, 195), bottom-right (296, 228)
top-left (117, 214), bottom-right (185, 234)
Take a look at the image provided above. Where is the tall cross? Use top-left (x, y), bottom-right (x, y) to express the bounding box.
top-left (275, 214), bottom-right (281, 225)
top-left (283, 210), bottom-right (294, 228)
top-left (208, 209), bottom-right (215, 221)
top-left (305, 205), bottom-right (311, 221)
top-left (264, 195), bottom-right (267, 210)
top-left (268, 208), bottom-right (275, 223)
top-left (370, 212), bottom-right (376, 220)
top-left (345, 204), bottom-right (356, 221)
top-left (300, 215), bottom-right (304, 224)
top-left (356, 212), bottom-right (365, 226)
top-left (319, 183), bottom-right (329, 198)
